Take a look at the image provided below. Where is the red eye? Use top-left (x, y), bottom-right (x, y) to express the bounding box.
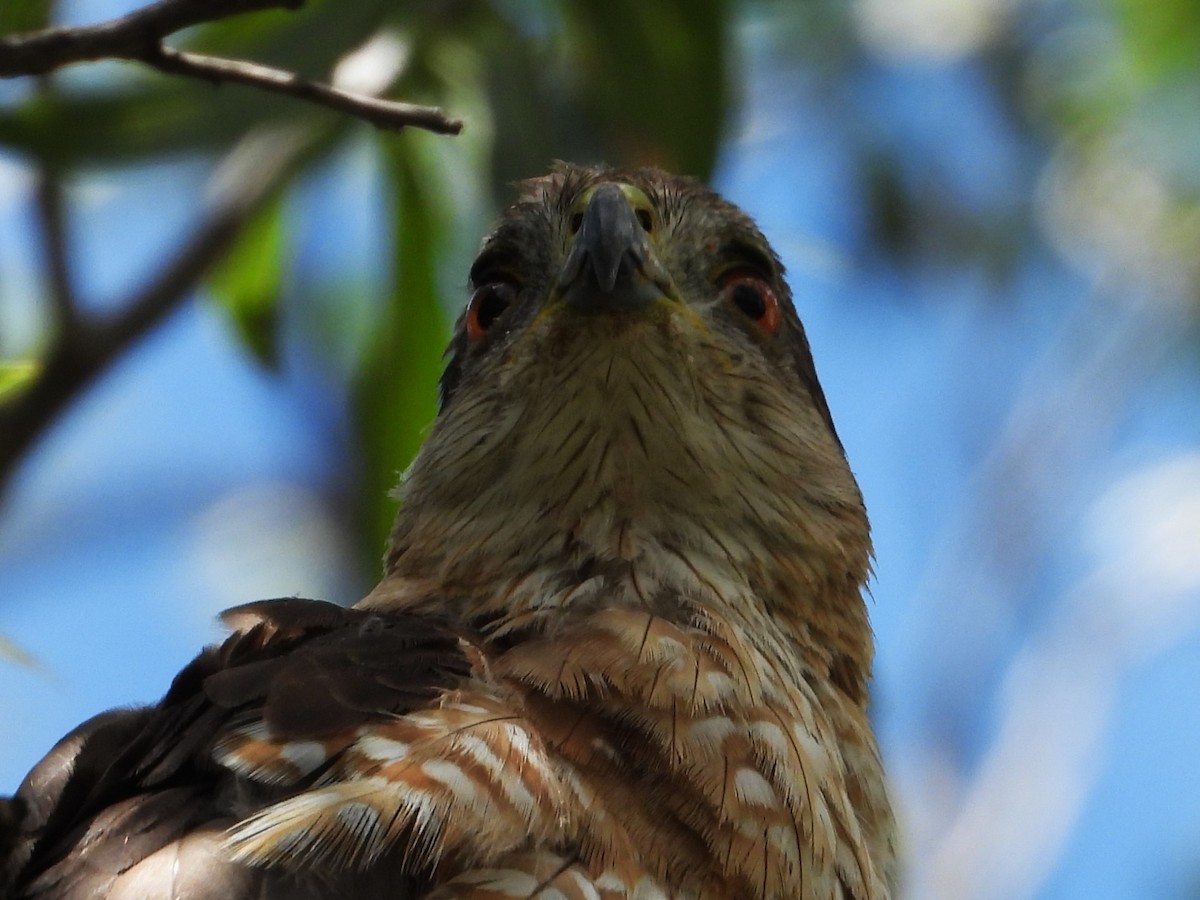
top-left (721, 271), bottom-right (781, 334)
top-left (466, 280), bottom-right (518, 340)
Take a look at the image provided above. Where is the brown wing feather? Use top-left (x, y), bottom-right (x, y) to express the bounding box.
top-left (2, 598), bottom-right (473, 900)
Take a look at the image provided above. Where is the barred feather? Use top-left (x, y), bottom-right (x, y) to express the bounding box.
top-left (224, 690), bottom-right (583, 872)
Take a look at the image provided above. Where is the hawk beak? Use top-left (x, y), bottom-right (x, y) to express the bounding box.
top-left (557, 183), bottom-right (671, 310)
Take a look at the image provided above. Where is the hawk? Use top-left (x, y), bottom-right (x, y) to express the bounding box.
top-left (0, 166), bottom-right (897, 899)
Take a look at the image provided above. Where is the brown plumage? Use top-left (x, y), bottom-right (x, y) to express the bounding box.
top-left (1, 165), bottom-right (897, 899)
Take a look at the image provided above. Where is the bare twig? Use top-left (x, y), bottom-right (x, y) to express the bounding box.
top-left (0, 0), bottom-right (300, 75)
top-left (0, 0), bottom-right (463, 135)
top-left (0, 124), bottom-right (320, 497)
top-left (147, 46), bottom-right (462, 134)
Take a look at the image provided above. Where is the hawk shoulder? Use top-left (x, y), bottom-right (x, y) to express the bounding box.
top-left (3, 598), bottom-right (473, 900)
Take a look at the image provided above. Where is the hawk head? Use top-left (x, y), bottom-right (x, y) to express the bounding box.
top-left (378, 165), bottom-right (872, 694)
top-left (438, 167), bottom-right (840, 446)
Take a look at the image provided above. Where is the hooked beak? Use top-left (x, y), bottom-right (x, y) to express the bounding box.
top-left (556, 184), bottom-right (672, 311)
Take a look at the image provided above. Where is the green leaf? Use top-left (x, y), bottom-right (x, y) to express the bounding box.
top-left (0, 633), bottom-right (38, 669)
top-left (564, 0), bottom-right (731, 179)
top-left (0, 79), bottom-right (334, 166)
top-left (0, 360), bottom-right (39, 401)
top-left (0, 0), bottom-right (52, 37)
top-left (207, 199), bottom-right (286, 367)
top-left (353, 135), bottom-right (451, 571)
top-left (1116, 0), bottom-right (1200, 81)
top-left (192, 0), bottom-right (391, 79)
top-left (482, 0), bottom-right (731, 185)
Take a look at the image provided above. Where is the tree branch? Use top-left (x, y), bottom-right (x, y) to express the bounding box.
top-left (0, 124), bottom-right (320, 498)
top-left (147, 46), bottom-right (462, 134)
top-left (0, 0), bottom-right (300, 75)
top-left (0, 0), bottom-right (463, 135)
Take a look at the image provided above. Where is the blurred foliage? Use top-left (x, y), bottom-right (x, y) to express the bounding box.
top-left (2, 0), bottom-right (1197, 575)
top-left (0, 362), bottom-right (38, 401)
top-left (0, 0), bottom-right (53, 37)
top-left (747, 0), bottom-right (1200, 301)
top-left (0, 0), bottom-right (734, 575)
top-left (353, 135), bottom-right (456, 570)
top-left (0, 633), bottom-right (37, 668)
top-left (209, 199), bottom-right (287, 367)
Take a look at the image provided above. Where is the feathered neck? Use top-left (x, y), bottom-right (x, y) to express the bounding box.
top-left (361, 318), bottom-right (875, 703)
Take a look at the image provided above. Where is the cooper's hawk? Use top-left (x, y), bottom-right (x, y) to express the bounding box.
top-left (1, 166), bottom-right (897, 899)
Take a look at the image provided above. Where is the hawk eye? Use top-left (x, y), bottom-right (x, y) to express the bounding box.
top-left (466, 279), bottom-right (518, 340)
top-left (720, 270), bottom-right (781, 335)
